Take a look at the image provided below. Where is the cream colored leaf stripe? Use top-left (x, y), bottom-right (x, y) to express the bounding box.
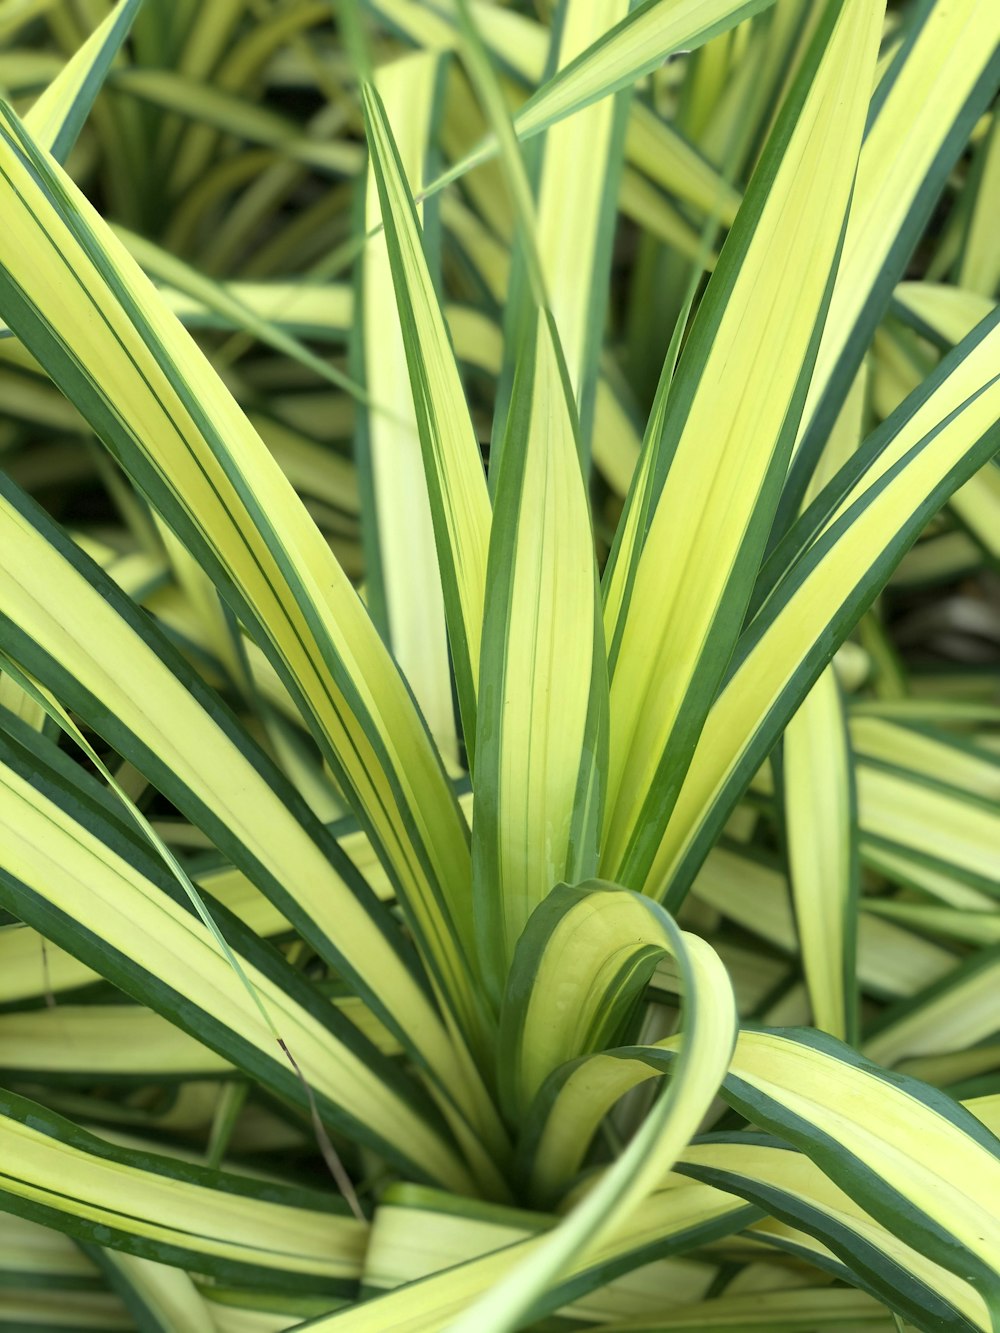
top-left (525, 0), bottom-right (631, 449)
top-left (359, 53), bottom-right (461, 769)
top-left (780, 664), bottom-right (860, 1043)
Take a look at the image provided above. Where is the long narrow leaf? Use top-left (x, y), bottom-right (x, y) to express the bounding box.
top-left (601, 0), bottom-right (882, 890)
top-left (472, 312), bottom-right (607, 997)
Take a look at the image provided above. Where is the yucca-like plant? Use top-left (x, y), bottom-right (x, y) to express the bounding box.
top-left (0, 0), bottom-right (999, 1329)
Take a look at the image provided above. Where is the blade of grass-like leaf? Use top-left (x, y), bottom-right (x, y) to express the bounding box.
top-left (366, 0), bottom-right (547, 85)
top-left (618, 166), bottom-right (713, 266)
top-left (0, 920), bottom-right (97, 1002)
top-left (373, 0), bottom-right (746, 275)
top-left (690, 842), bottom-right (954, 1002)
top-left (600, 0), bottom-right (882, 890)
top-left (443, 0), bottom-right (558, 490)
top-left (150, 273), bottom-right (644, 504)
top-left (153, 510), bottom-right (240, 684)
top-left (25, 0), bottom-right (142, 163)
top-left (156, 274), bottom-right (354, 338)
top-left (602, 283), bottom-right (696, 669)
top-left (892, 281), bottom-right (995, 347)
top-left (110, 67), bottom-right (361, 181)
top-left (958, 112), bottom-right (1000, 298)
top-left (597, 1287), bottom-right (902, 1332)
top-left (369, 0), bottom-right (741, 235)
top-left (0, 667), bottom-right (47, 730)
top-left (699, 0), bottom-right (819, 182)
top-left (161, 0), bottom-right (349, 201)
top-left (0, 1005), bottom-right (230, 1079)
top-left (0, 0), bottom-right (143, 344)
top-left (857, 760), bottom-right (1000, 897)
top-left (116, 225), bottom-right (373, 406)
top-left (863, 291), bottom-right (1000, 567)
top-left (0, 989), bottom-right (400, 1072)
top-left (0, 650), bottom-right (373, 1217)
top-left (0, 1270), bottom-right (137, 1322)
top-left (863, 947), bottom-right (1000, 1070)
top-left (753, 307), bottom-right (988, 616)
top-left (471, 311), bottom-right (607, 1001)
top-left (780, 666), bottom-right (859, 1043)
top-left (530, 0), bottom-right (631, 449)
top-left (862, 902), bottom-right (1000, 953)
top-left (0, 647), bottom-right (328, 1073)
top-left (850, 714), bottom-right (1000, 800)
top-left (778, 364), bottom-right (866, 1043)
top-left (361, 79), bottom-right (491, 766)
top-left (449, 0), bottom-right (548, 311)
top-left (625, 101), bottom-right (741, 227)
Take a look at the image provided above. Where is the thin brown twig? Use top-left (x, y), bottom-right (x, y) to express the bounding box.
top-left (277, 1037), bottom-right (365, 1223)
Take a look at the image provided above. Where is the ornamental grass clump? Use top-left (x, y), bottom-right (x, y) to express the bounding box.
top-left (0, 1), bottom-right (998, 1330)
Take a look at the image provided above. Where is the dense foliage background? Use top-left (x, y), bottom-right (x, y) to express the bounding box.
top-left (0, 1), bottom-right (998, 1330)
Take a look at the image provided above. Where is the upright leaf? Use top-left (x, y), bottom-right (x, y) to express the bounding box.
top-left (780, 370), bottom-right (867, 1044)
top-left (361, 52), bottom-right (461, 768)
top-left (532, 0), bottom-right (631, 448)
top-left (361, 80), bottom-right (492, 765)
top-left (652, 309), bottom-right (1000, 904)
top-left (781, 666), bottom-right (860, 1042)
top-left (472, 312), bottom-right (608, 999)
top-left (601, 0), bottom-right (883, 890)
